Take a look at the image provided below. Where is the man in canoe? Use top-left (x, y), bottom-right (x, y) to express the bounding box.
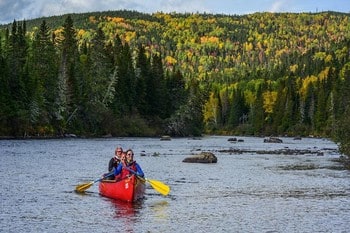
top-left (113, 149), bottom-right (144, 179)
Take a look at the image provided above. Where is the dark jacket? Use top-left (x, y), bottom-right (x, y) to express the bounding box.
top-left (108, 157), bottom-right (120, 172)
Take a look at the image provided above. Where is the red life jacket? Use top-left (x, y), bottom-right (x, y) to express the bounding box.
top-left (120, 162), bottom-right (137, 179)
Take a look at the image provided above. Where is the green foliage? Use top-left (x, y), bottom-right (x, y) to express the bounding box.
top-left (0, 11), bottom-right (350, 150)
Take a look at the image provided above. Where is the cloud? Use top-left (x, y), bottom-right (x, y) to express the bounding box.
top-left (0, 0), bottom-right (211, 24)
top-left (270, 0), bottom-right (286, 12)
top-left (147, 0), bottom-right (208, 13)
top-left (0, 0), bottom-right (28, 23)
top-left (0, 0), bottom-right (139, 24)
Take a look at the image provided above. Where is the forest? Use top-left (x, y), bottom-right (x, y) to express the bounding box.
top-left (0, 10), bottom-right (350, 159)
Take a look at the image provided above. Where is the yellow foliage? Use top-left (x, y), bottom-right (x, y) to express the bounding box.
top-left (318, 67), bottom-right (330, 81)
top-left (300, 75), bottom-right (318, 98)
top-left (289, 64), bottom-right (298, 73)
top-left (204, 92), bottom-right (219, 124)
top-left (200, 36), bottom-right (220, 44)
top-left (77, 29), bottom-right (86, 38)
top-left (165, 56), bottom-right (177, 65)
top-left (244, 90), bottom-right (256, 105)
top-left (53, 28), bottom-right (64, 43)
top-left (207, 18), bottom-right (217, 24)
top-left (107, 17), bottom-right (125, 23)
top-left (325, 54), bottom-right (333, 63)
top-left (244, 42), bottom-right (253, 52)
top-left (124, 31), bottom-right (136, 43)
top-left (263, 91), bottom-right (277, 113)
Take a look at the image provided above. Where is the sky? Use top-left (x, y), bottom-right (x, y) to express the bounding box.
top-left (0, 0), bottom-right (349, 25)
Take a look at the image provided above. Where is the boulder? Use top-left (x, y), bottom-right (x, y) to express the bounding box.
top-left (160, 135), bottom-right (171, 141)
top-left (182, 152), bottom-right (217, 163)
top-left (228, 137), bottom-right (237, 142)
top-left (264, 137), bottom-right (283, 143)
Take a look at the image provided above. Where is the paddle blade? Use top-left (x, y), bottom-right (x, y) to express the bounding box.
top-left (75, 181), bottom-right (93, 192)
top-left (146, 178), bottom-right (170, 196)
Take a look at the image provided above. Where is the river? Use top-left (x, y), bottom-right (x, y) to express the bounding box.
top-left (1, 136), bottom-right (349, 232)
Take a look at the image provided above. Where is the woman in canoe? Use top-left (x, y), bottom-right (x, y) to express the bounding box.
top-left (113, 149), bottom-right (144, 180)
top-left (108, 146), bottom-right (123, 171)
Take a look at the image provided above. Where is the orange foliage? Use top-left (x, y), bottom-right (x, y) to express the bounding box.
top-left (200, 36), bottom-right (219, 44)
top-left (89, 16), bottom-right (97, 24)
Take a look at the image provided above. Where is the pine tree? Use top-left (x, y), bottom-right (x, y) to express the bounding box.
top-left (250, 85), bottom-right (265, 134)
top-left (57, 15), bottom-right (79, 133)
top-left (6, 20), bottom-right (29, 136)
top-left (165, 69), bottom-right (187, 117)
top-left (149, 53), bottom-right (167, 118)
top-left (135, 44), bottom-right (150, 116)
top-left (0, 35), bottom-right (11, 135)
top-left (228, 88), bottom-right (248, 128)
top-left (80, 27), bottom-right (115, 134)
top-left (30, 20), bottom-right (59, 134)
top-left (112, 40), bottom-right (136, 115)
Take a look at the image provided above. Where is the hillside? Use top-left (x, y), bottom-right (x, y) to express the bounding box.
top-left (1, 10), bottom-right (350, 157)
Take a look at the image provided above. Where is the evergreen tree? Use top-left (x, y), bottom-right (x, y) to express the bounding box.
top-left (57, 15), bottom-right (79, 133)
top-left (6, 20), bottom-right (29, 136)
top-left (135, 44), bottom-right (150, 116)
top-left (335, 62), bottom-right (350, 156)
top-left (166, 79), bottom-right (207, 136)
top-left (112, 40), bottom-right (136, 115)
top-left (165, 69), bottom-right (188, 117)
top-left (30, 20), bottom-right (59, 134)
top-left (228, 88), bottom-right (248, 128)
top-left (80, 27), bottom-right (115, 135)
top-left (250, 85), bottom-right (265, 134)
top-left (149, 53), bottom-right (167, 118)
top-left (0, 35), bottom-right (10, 135)
top-left (302, 82), bottom-right (316, 129)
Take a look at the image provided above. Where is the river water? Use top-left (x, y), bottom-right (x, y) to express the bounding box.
top-left (1, 136), bottom-right (349, 232)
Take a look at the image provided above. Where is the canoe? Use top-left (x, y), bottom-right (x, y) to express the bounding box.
top-left (99, 175), bottom-right (145, 202)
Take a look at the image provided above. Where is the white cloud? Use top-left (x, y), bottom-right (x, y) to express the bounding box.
top-left (270, 0), bottom-right (286, 12)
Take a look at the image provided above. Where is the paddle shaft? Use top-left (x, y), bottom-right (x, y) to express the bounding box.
top-left (75, 172), bottom-right (114, 192)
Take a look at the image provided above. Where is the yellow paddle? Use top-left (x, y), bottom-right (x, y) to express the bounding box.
top-left (75, 172), bottom-right (113, 193)
top-left (139, 176), bottom-right (170, 196)
top-left (124, 166), bottom-right (170, 196)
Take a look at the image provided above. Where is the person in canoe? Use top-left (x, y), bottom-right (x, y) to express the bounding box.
top-left (113, 149), bottom-right (144, 180)
top-left (109, 146), bottom-right (123, 171)
top-left (105, 146), bottom-right (124, 180)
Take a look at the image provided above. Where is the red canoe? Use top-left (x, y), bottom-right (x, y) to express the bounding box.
top-left (99, 175), bottom-right (146, 202)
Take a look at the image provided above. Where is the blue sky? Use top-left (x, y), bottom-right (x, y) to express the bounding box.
top-left (0, 0), bottom-right (349, 25)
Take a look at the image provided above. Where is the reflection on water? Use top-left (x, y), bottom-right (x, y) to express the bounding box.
top-left (109, 198), bottom-right (141, 218)
top-left (149, 200), bottom-right (169, 220)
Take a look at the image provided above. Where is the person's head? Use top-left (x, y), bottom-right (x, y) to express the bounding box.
top-left (121, 152), bottom-right (127, 162)
top-left (125, 149), bottom-right (134, 163)
top-left (115, 146), bottom-right (123, 158)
